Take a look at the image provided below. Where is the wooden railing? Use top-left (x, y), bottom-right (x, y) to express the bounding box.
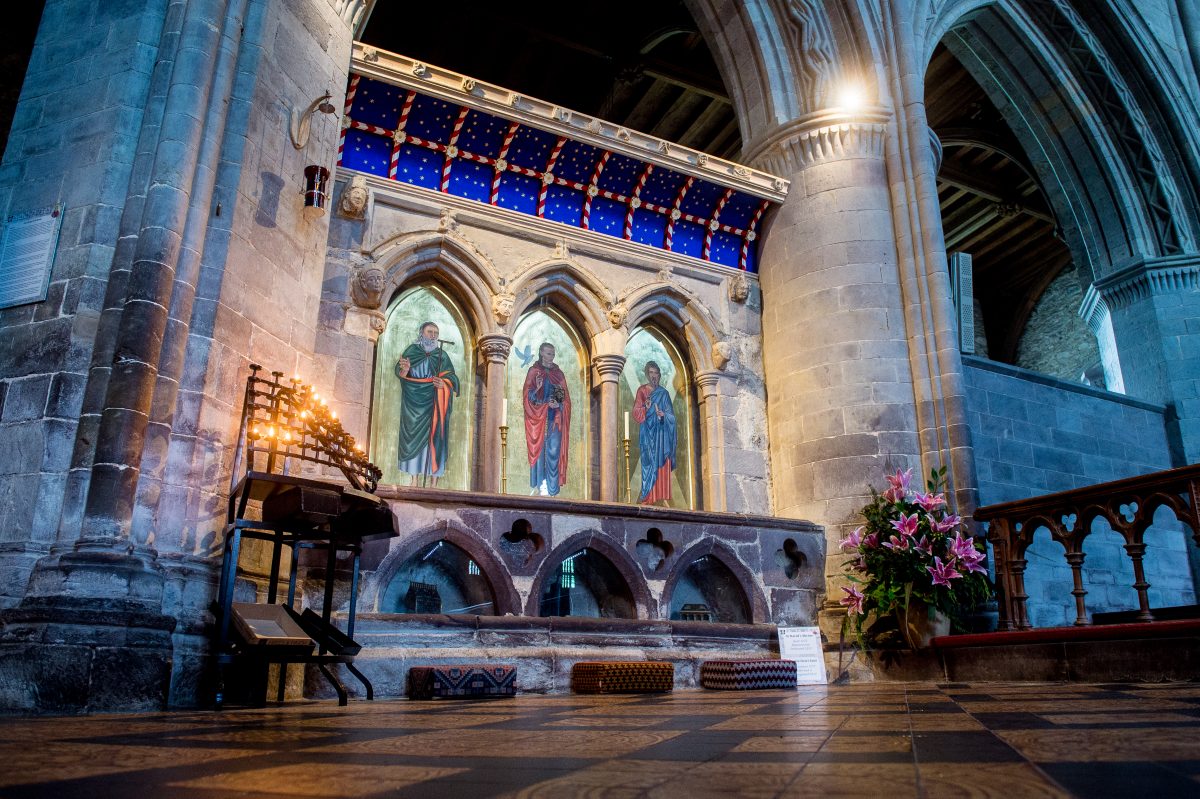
top-left (975, 464), bottom-right (1200, 630)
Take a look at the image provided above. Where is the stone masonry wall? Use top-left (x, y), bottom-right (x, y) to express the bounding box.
top-left (1015, 266), bottom-right (1100, 383)
top-left (0, 0), bottom-right (168, 605)
top-left (964, 357), bottom-right (1196, 627)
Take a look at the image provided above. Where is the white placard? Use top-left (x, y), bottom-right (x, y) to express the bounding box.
top-left (0, 205), bottom-right (62, 310)
top-left (777, 626), bottom-right (827, 684)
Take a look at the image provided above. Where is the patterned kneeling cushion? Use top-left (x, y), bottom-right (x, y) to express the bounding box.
top-left (407, 665), bottom-right (517, 700)
top-left (700, 659), bottom-right (798, 690)
top-left (571, 661), bottom-right (674, 693)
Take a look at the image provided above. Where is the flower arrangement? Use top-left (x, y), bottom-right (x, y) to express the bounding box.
top-left (839, 466), bottom-right (992, 646)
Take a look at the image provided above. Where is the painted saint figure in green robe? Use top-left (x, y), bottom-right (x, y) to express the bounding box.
top-left (395, 321), bottom-right (459, 486)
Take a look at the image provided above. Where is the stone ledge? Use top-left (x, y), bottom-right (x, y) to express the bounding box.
top-left (374, 485), bottom-right (823, 534)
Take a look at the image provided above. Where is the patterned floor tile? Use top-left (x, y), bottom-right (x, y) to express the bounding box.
top-left (167, 762), bottom-right (469, 796)
top-left (5, 683), bottom-right (1200, 797)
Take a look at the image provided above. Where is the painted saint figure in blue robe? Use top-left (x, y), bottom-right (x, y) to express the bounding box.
top-left (633, 360), bottom-right (676, 504)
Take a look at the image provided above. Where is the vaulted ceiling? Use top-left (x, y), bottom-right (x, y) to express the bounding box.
top-left (925, 44), bottom-right (1072, 364)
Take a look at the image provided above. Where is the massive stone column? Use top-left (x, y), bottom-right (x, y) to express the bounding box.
top-left (479, 334), bottom-right (513, 492)
top-left (754, 108), bottom-right (923, 595)
top-left (592, 354), bottom-right (626, 501)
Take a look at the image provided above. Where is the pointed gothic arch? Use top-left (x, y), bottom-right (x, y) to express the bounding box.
top-left (660, 538), bottom-right (769, 623)
top-left (369, 229), bottom-right (503, 335)
top-left (525, 531), bottom-right (654, 618)
top-left (364, 519), bottom-right (521, 615)
top-left (506, 257), bottom-right (610, 340)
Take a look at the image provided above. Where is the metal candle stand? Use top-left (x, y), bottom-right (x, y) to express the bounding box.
top-left (214, 364), bottom-right (395, 708)
top-left (234, 364), bottom-right (382, 492)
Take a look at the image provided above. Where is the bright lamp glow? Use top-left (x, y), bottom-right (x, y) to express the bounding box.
top-left (838, 85), bottom-right (865, 111)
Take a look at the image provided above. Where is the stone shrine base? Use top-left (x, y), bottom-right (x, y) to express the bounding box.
top-left (302, 613), bottom-right (780, 700)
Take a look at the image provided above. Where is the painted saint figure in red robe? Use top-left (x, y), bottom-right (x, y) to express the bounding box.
top-left (523, 342), bottom-right (571, 495)
top-left (633, 360), bottom-right (676, 504)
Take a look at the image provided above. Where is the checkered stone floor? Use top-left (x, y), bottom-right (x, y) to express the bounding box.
top-left (2, 682), bottom-right (1199, 797)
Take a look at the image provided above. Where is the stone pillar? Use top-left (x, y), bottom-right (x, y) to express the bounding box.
top-left (592, 354), bottom-right (626, 501)
top-left (478, 334), bottom-right (512, 492)
top-left (753, 108), bottom-right (923, 594)
top-left (1093, 256), bottom-right (1200, 593)
top-left (695, 370), bottom-right (726, 512)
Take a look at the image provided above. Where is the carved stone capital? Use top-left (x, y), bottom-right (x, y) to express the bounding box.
top-left (745, 108), bottom-right (891, 175)
top-left (1089, 254), bottom-right (1200, 313)
top-left (591, 353), bottom-right (627, 383)
top-left (695, 369), bottom-right (723, 399)
top-left (477, 333), bottom-right (513, 364)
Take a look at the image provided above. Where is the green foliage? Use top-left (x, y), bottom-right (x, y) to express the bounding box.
top-left (839, 466), bottom-right (993, 648)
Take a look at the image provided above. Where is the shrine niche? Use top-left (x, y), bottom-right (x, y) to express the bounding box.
top-left (667, 555), bottom-right (752, 624)
top-left (380, 540), bottom-right (499, 615)
top-left (620, 326), bottom-right (694, 508)
top-left (506, 307), bottom-right (590, 500)
top-left (370, 283), bottom-right (474, 490)
top-left (537, 547), bottom-right (636, 619)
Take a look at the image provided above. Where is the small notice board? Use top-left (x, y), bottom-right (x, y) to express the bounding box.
top-left (777, 626), bottom-right (827, 684)
top-left (0, 205), bottom-right (63, 310)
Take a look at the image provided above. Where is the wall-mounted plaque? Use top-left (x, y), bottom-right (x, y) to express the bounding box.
top-left (0, 205), bottom-right (62, 310)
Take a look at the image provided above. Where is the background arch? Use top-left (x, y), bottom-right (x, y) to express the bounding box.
top-left (661, 538), bottom-right (768, 623)
top-left (525, 532), bottom-right (654, 618)
top-left (366, 520), bottom-right (521, 615)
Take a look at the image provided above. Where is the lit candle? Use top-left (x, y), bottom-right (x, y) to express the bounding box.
top-left (501, 397), bottom-right (508, 427)
top-left (624, 411), bottom-right (629, 439)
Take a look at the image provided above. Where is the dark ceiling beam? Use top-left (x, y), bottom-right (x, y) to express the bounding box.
top-left (677, 97), bottom-right (729, 150)
top-left (944, 205), bottom-right (1002, 250)
top-left (623, 79), bottom-right (679, 132)
top-left (937, 163), bottom-right (1055, 224)
top-left (650, 89), bottom-right (709, 142)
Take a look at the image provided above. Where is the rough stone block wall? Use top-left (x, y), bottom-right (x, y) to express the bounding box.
top-left (1015, 265), bottom-right (1100, 383)
top-left (0, 0), bottom-right (166, 604)
top-left (963, 357), bottom-right (1196, 627)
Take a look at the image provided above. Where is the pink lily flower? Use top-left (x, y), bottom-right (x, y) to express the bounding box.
top-left (950, 534), bottom-right (988, 575)
top-left (927, 556), bottom-right (962, 587)
top-left (839, 526), bottom-right (865, 552)
top-left (914, 535), bottom-right (933, 556)
top-left (840, 585), bottom-right (865, 615)
top-left (862, 533), bottom-right (879, 549)
top-left (890, 512), bottom-right (920, 538)
top-left (931, 514), bottom-right (963, 534)
top-left (914, 492), bottom-right (946, 512)
top-left (882, 534), bottom-right (910, 551)
top-left (885, 468), bottom-right (913, 497)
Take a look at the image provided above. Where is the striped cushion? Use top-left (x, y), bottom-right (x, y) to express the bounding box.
top-left (571, 661), bottom-right (673, 693)
top-left (407, 665), bottom-right (517, 699)
top-left (700, 659), bottom-right (798, 690)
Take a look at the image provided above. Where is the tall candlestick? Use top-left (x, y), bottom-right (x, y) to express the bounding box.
top-left (623, 436), bottom-right (632, 504)
top-left (624, 410), bottom-right (630, 439)
top-left (501, 397), bottom-right (508, 427)
top-left (499, 424), bottom-right (509, 494)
